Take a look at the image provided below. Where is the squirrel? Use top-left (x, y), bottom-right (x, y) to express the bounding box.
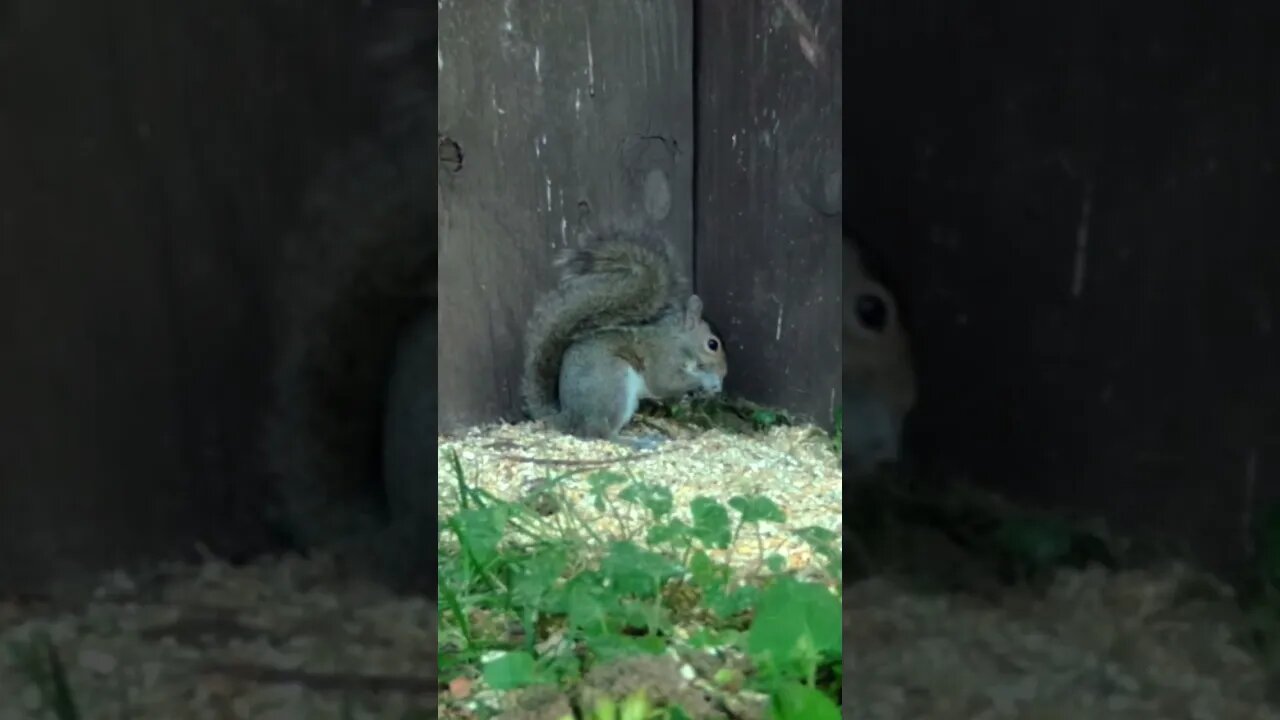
top-left (520, 233), bottom-right (728, 445)
top-left (842, 233), bottom-right (917, 475)
top-left (263, 4), bottom-right (437, 592)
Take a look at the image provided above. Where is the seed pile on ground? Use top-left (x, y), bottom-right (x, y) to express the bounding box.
top-left (0, 553), bottom-right (436, 719)
top-left (845, 564), bottom-right (1280, 719)
top-left (436, 420), bottom-right (843, 576)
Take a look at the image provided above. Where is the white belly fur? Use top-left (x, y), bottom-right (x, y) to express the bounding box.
top-left (622, 366), bottom-right (651, 424)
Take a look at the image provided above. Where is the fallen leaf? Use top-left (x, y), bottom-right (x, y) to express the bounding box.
top-left (449, 676), bottom-right (472, 699)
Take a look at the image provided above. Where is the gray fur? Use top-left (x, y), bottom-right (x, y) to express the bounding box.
top-left (521, 234), bottom-right (682, 421)
top-left (526, 255), bottom-right (728, 443)
top-left (843, 236), bottom-right (917, 475)
top-left (264, 5), bottom-right (437, 591)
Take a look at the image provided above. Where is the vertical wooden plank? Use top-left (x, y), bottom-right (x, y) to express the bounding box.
top-left (0, 0), bottom-right (369, 593)
top-left (849, 0), bottom-right (1280, 578)
top-left (438, 0), bottom-right (695, 431)
top-left (695, 0), bottom-right (843, 429)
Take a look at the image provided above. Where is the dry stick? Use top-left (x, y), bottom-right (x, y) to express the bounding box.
top-left (496, 449), bottom-right (667, 468)
top-left (202, 663), bottom-right (436, 696)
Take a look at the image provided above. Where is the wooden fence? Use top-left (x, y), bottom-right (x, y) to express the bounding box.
top-left (850, 0), bottom-right (1280, 579)
top-left (437, 0), bottom-right (843, 432)
top-left (4, 0), bottom-right (1279, 596)
top-left (0, 0), bottom-right (376, 592)
top-left (1, 0), bottom-right (841, 594)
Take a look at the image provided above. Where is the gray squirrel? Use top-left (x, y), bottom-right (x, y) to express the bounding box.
top-left (842, 235), bottom-right (917, 474)
top-left (520, 233), bottom-right (728, 444)
top-left (264, 4), bottom-right (438, 592)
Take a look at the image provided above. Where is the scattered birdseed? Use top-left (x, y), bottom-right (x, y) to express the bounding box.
top-left (437, 420), bottom-right (843, 579)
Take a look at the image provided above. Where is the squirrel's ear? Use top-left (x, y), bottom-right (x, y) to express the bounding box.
top-left (683, 295), bottom-right (704, 327)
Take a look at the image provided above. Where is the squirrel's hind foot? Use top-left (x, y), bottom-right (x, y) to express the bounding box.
top-left (612, 433), bottom-right (666, 452)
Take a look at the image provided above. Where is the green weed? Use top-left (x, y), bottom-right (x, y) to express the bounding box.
top-left (438, 454), bottom-right (842, 718)
top-left (7, 631), bottom-right (81, 720)
top-left (1240, 503), bottom-right (1280, 674)
top-left (640, 396), bottom-right (795, 435)
top-left (831, 405), bottom-right (842, 456)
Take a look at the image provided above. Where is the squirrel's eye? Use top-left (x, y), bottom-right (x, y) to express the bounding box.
top-left (706, 337), bottom-right (720, 352)
top-left (855, 294), bottom-right (889, 332)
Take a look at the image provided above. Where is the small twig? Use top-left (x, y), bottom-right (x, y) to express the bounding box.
top-left (202, 663), bottom-right (436, 697)
top-left (497, 449), bottom-right (666, 468)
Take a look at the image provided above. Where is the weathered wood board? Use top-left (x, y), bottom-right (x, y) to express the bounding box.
top-left (437, 0), bottom-right (695, 431)
top-left (0, 0), bottom-right (376, 593)
top-left (849, 0), bottom-right (1280, 578)
top-left (695, 0), bottom-right (843, 429)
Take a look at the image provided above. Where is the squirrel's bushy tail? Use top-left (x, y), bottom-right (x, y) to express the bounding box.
top-left (263, 5), bottom-right (436, 566)
top-left (521, 233), bottom-right (677, 419)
